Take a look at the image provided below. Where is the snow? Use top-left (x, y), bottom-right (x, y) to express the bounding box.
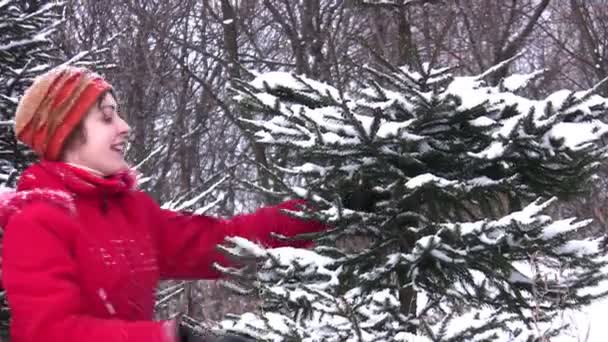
top-left (467, 176), bottom-right (500, 187)
top-left (555, 239), bottom-right (600, 257)
top-left (291, 163), bottom-right (328, 176)
top-left (502, 70), bottom-right (544, 91)
top-left (469, 116), bottom-right (496, 127)
top-left (546, 121), bottom-right (608, 151)
top-left (220, 312), bottom-right (290, 340)
top-left (376, 119), bottom-right (420, 139)
top-left (97, 288), bottom-right (116, 315)
top-left (546, 89), bottom-right (573, 110)
top-left (224, 237), bottom-right (339, 286)
top-left (495, 198), bottom-right (552, 226)
top-left (0, 36), bottom-right (48, 52)
top-left (527, 258), bottom-right (608, 342)
top-left (194, 193), bottom-right (225, 215)
top-left (555, 296), bottom-right (608, 342)
top-left (508, 267), bottom-right (533, 284)
top-left (223, 236), bottom-right (268, 258)
top-left (415, 285), bottom-right (608, 342)
top-left (250, 71), bottom-right (344, 102)
top-left (542, 218), bottom-right (590, 239)
top-left (444, 76), bottom-right (488, 110)
top-left (254, 130), bottom-right (280, 144)
top-left (255, 92), bottom-right (279, 108)
top-left (62, 51), bottom-right (95, 66)
top-left (405, 173), bottom-right (456, 189)
top-left (359, 88), bottom-right (417, 113)
top-left (163, 175), bottom-right (228, 211)
top-left (468, 141), bottom-right (506, 160)
top-left (260, 120), bottom-right (303, 137)
top-left (221, 291), bottom-right (608, 341)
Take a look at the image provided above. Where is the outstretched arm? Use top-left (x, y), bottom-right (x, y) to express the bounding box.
top-left (152, 199), bottom-right (325, 280)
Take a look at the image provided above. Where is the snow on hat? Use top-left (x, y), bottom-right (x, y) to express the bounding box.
top-left (14, 65), bottom-right (112, 160)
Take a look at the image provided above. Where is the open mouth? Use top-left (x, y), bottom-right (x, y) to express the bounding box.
top-left (111, 143), bottom-right (125, 154)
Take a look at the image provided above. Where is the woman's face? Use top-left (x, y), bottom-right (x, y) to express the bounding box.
top-left (62, 93), bottom-right (131, 176)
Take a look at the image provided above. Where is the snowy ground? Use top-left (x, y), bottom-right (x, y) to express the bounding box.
top-left (553, 257), bottom-right (608, 342)
top-left (555, 297), bottom-right (607, 342)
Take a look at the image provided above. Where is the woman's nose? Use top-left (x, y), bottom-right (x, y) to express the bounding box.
top-left (117, 116), bottom-right (131, 134)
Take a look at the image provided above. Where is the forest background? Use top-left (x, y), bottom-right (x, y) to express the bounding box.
top-left (3, 0), bottom-right (608, 340)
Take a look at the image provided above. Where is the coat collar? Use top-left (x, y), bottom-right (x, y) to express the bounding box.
top-left (17, 161), bottom-right (137, 197)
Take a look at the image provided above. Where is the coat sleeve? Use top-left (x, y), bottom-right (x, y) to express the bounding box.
top-left (153, 199), bottom-right (326, 280)
top-left (2, 204), bottom-right (173, 342)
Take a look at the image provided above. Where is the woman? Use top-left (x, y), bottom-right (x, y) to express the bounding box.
top-left (0, 66), bottom-right (325, 342)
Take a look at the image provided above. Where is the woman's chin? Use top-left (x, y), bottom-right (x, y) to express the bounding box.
top-left (97, 159), bottom-right (129, 176)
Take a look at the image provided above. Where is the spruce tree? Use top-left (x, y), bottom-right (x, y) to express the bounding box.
top-left (0, 0), bottom-right (65, 188)
top-left (218, 61), bottom-right (608, 341)
top-left (0, 1), bottom-right (64, 337)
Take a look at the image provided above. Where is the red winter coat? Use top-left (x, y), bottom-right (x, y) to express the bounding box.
top-left (0, 161), bottom-right (324, 342)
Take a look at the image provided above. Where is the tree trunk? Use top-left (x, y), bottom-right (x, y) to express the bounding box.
top-left (220, 0), bottom-right (271, 198)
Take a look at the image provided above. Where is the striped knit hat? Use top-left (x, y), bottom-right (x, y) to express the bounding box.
top-left (14, 66), bottom-right (112, 160)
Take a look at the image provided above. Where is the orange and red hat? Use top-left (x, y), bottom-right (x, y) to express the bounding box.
top-left (14, 66), bottom-right (112, 160)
